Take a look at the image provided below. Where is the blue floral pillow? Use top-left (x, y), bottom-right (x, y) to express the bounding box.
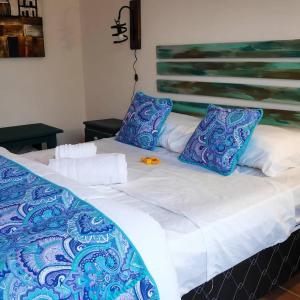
top-left (116, 92), bottom-right (173, 150)
top-left (179, 105), bottom-right (263, 176)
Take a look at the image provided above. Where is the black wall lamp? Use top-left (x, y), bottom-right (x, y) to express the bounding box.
top-left (111, 0), bottom-right (141, 50)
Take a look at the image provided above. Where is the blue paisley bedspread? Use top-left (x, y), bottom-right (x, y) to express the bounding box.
top-left (0, 155), bottom-right (159, 300)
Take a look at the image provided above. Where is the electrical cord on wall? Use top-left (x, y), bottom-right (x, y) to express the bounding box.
top-left (131, 49), bottom-right (138, 102)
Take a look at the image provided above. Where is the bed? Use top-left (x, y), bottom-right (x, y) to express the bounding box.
top-left (4, 37), bottom-right (300, 300)
top-left (153, 37), bottom-right (300, 299)
top-left (22, 132), bottom-right (300, 300)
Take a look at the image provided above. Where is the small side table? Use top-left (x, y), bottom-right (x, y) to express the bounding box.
top-left (83, 119), bottom-right (122, 142)
top-left (0, 123), bottom-right (63, 153)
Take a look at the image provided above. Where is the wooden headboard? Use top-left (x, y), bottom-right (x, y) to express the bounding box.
top-left (171, 101), bottom-right (300, 128)
top-left (156, 38), bottom-right (300, 128)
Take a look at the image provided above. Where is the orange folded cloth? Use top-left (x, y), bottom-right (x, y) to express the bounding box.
top-left (140, 157), bottom-right (160, 165)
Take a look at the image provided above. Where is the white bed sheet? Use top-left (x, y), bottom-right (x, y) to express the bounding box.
top-left (23, 138), bottom-right (300, 296)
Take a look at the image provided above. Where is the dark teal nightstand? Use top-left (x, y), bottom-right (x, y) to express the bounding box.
top-left (0, 123), bottom-right (63, 152)
top-left (83, 119), bottom-right (122, 142)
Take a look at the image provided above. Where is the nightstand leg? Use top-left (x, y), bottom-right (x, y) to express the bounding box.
top-left (46, 135), bottom-right (57, 149)
top-left (33, 143), bottom-right (43, 150)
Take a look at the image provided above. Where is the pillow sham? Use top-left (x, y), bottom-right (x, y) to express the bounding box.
top-left (179, 105), bottom-right (263, 176)
top-left (116, 92), bottom-right (173, 150)
top-left (239, 125), bottom-right (300, 176)
top-left (158, 112), bottom-right (201, 153)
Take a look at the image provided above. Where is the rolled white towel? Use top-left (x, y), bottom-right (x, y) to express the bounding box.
top-left (55, 143), bottom-right (97, 159)
top-left (48, 154), bottom-right (127, 185)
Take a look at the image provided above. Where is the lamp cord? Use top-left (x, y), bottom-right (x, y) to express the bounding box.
top-left (131, 49), bottom-right (138, 102)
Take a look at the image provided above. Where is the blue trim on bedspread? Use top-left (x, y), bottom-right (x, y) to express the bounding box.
top-left (0, 156), bottom-right (159, 300)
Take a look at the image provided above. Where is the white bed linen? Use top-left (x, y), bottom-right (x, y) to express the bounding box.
top-left (1, 148), bottom-right (181, 300)
top-left (22, 139), bottom-right (300, 296)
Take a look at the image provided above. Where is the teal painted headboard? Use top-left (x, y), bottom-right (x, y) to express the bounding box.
top-left (156, 38), bottom-right (300, 128)
top-left (172, 101), bottom-right (300, 129)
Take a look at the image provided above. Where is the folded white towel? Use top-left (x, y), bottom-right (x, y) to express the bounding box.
top-left (48, 154), bottom-right (127, 185)
top-left (55, 143), bottom-right (97, 159)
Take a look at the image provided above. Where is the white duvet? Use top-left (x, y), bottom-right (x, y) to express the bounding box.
top-left (116, 167), bottom-right (296, 283)
top-left (23, 138), bottom-right (300, 296)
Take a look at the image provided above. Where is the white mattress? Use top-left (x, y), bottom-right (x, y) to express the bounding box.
top-left (23, 138), bottom-right (300, 296)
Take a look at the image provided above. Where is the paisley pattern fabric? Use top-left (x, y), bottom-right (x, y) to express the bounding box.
top-left (0, 156), bottom-right (159, 300)
top-left (116, 92), bottom-right (173, 150)
top-left (179, 105), bottom-right (263, 176)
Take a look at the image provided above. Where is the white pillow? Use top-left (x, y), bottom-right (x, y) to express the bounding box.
top-left (239, 125), bottom-right (300, 177)
top-left (158, 112), bottom-right (201, 153)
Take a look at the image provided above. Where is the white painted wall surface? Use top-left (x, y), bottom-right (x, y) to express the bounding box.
top-left (80, 0), bottom-right (300, 120)
top-left (0, 0), bottom-right (86, 144)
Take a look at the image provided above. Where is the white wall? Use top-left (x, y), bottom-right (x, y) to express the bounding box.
top-left (80, 0), bottom-right (300, 120)
top-left (80, 0), bottom-right (133, 120)
top-left (2, 0), bottom-right (300, 143)
top-left (0, 0), bottom-right (86, 144)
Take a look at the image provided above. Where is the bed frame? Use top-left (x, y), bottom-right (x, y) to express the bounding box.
top-left (182, 229), bottom-right (300, 300)
top-left (157, 38), bottom-right (300, 299)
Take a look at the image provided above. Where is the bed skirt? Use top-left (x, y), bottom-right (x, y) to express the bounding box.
top-left (182, 229), bottom-right (300, 300)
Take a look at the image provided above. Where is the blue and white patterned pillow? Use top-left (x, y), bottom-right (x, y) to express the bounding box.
top-left (116, 92), bottom-right (173, 150)
top-left (179, 105), bottom-right (263, 176)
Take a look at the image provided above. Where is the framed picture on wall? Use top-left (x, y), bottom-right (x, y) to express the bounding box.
top-left (0, 0), bottom-right (45, 58)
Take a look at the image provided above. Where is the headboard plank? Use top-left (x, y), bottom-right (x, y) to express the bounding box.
top-left (157, 79), bottom-right (300, 105)
top-left (157, 62), bottom-right (300, 80)
top-left (172, 101), bottom-right (300, 128)
top-left (157, 39), bottom-right (300, 59)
